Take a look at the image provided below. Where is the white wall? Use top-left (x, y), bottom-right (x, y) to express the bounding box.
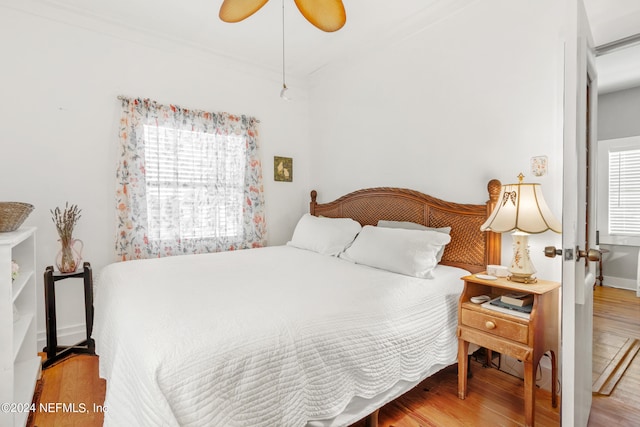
top-left (597, 86), bottom-right (640, 289)
top-left (1, 0), bottom-right (568, 354)
top-left (308, 0), bottom-right (565, 282)
top-left (599, 86), bottom-right (640, 139)
top-left (0, 7), bottom-right (311, 346)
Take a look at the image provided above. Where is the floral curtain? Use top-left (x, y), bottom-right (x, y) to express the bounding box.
top-left (116, 97), bottom-right (266, 260)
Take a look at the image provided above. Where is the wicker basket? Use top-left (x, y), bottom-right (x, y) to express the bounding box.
top-left (0, 202), bottom-right (34, 232)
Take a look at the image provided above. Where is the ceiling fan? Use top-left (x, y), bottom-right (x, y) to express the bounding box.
top-left (219, 0), bottom-right (346, 32)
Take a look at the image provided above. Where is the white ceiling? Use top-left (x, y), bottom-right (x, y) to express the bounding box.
top-left (14, 0), bottom-right (475, 78)
top-left (7, 0), bottom-right (640, 92)
top-left (583, 0), bottom-right (640, 93)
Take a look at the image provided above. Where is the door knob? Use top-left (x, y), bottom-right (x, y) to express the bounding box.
top-left (544, 246), bottom-right (562, 258)
top-left (545, 246), bottom-right (599, 262)
top-left (545, 246), bottom-right (574, 261)
top-left (577, 248), bottom-right (600, 262)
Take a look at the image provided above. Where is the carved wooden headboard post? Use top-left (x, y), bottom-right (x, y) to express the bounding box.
top-left (309, 180), bottom-right (502, 274)
top-left (310, 190), bottom-right (318, 216)
top-left (485, 179), bottom-right (502, 268)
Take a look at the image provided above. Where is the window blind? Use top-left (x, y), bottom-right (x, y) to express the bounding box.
top-left (609, 147), bottom-right (640, 236)
top-left (143, 125), bottom-right (245, 241)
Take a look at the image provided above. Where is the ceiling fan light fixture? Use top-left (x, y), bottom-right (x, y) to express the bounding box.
top-left (218, 0), bottom-right (346, 32)
top-left (294, 0), bottom-right (346, 32)
top-left (280, 0), bottom-right (292, 101)
top-left (219, 0), bottom-right (269, 23)
top-left (280, 84), bottom-right (291, 101)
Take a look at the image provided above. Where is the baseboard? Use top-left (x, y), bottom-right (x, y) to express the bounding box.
top-left (37, 323), bottom-right (87, 352)
top-left (602, 276), bottom-right (637, 291)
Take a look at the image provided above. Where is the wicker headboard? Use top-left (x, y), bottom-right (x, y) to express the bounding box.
top-left (309, 180), bottom-right (502, 274)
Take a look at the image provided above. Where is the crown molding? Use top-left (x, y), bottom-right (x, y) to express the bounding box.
top-left (1, 0), bottom-right (475, 85)
top-left (0, 0), bottom-right (299, 83)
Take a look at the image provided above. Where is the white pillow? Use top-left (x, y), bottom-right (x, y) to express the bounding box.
top-left (377, 220), bottom-right (451, 262)
top-left (341, 225), bottom-right (451, 278)
top-left (287, 214), bottom-right (362, 256)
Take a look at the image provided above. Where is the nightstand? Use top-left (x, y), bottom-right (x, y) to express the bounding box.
top-left (42, 262), bottom-right (95, 369)
top-left (457, 274), bottom-right (559, 427)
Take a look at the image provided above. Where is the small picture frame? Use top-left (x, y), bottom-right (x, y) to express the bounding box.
top-left (274, 156), bottom-right (293, 182)
top-left (531, 156), bottom-right (548, 177)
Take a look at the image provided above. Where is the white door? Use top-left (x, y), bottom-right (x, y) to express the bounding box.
top-left (561, 0), bottom-right (599, 425)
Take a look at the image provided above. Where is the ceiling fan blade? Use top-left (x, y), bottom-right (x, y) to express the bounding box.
top-left (219, 0), bottom-right (270, 23)
top-left (294, 0), bottom-right (346, 32)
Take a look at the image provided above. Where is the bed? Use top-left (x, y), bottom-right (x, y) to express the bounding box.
top-left (93, 181), bottom-right (501, 427)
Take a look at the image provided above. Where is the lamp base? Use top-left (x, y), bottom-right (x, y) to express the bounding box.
top-left (508, 232), bottom-right (537, 284)
top-left (508, 273), bottom-right (538, 284)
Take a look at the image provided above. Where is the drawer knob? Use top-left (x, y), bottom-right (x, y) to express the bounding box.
top-left (485, 320), bottom-right (496, 330)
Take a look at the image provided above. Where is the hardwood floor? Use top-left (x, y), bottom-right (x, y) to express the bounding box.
top-left (349, 361), bottom-right (560, 427)
top-left (589, 286), bottom-right (640, 427)
top-left (30, 354), bottom-right (105, 427)
top-left (29, 286), bottom-right (638, 427)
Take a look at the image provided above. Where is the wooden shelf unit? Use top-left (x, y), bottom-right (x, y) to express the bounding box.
top-left (1, 227), bottom-right (40, 427)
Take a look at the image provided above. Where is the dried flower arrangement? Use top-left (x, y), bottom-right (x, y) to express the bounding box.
top-left (51, 203), bottom-right (82, 246)
top-left (51, 203), bottom-right (83, 272)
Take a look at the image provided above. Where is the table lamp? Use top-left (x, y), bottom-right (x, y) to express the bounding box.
top-left (480, 174), bottom-right (561, 283)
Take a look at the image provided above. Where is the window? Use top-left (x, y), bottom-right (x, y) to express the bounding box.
top-left (144, 125), bottom-right (245, 241)
top-left (597, 136), bottom-right (640, 246)
top-left (115, 98), bottom-right (266, 260)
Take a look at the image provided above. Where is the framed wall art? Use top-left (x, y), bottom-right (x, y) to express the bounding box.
top-left (274, 156), bottom-right (293, 182)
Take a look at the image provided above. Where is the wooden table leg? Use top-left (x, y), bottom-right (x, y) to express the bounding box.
top-left (364, 409), bottom-right (379, 427)
top-left (550, 350), bottom-right (558, 408)
top-left (598, 257), bottom-right (604, 286)
top-left (82, 262), bottom-right (95, 354)
top-left (523, 360), bottom-right (535, 427)
top-left (597, 248), bottom-right (609, 287)
top-left (458, 339), bottom-right (470, 399)
top-left (43, 266), bottom-right (57, 361)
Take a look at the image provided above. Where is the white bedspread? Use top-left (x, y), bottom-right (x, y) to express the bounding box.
top-left (93, 246), bottom-right (465, 427)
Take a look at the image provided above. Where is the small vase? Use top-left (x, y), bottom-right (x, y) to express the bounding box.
top-left (56, 238), bottom-right (84, 273)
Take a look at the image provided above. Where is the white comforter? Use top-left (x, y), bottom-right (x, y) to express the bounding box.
top-left (93, 246), bottom-right (465, 427)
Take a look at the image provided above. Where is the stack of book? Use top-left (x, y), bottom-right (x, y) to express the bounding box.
top-left (482, 293), bottom-right (534, 319)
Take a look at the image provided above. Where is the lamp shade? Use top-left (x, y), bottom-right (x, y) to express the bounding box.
top-left (480, 179), bottom-right (561, 234)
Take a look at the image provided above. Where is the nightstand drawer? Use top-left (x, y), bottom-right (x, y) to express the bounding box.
top-left (460, 308), bottom-right (529, 344)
